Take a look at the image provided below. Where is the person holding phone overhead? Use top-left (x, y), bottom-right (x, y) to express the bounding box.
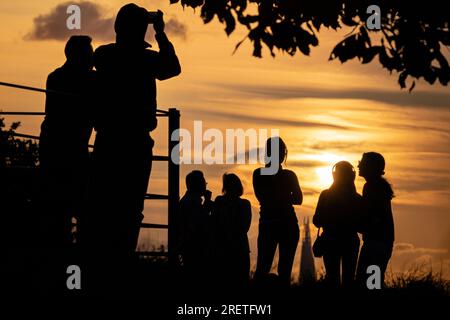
top-left (82, 3), bottom-right (181, 294)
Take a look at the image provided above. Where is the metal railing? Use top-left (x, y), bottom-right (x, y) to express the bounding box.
top-left (0, 81), bottom-right (180, 263)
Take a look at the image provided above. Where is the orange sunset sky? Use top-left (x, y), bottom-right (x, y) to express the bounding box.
top-left (1, 0), bottom-right (449, 279)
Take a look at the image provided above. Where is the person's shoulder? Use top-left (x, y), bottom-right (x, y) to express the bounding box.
top-left (319, 189), bottom-right (331, 199)
top-left (95, 43), bottom-right (115, 52)
top-left (253, 167), bottom-right (262, 177)
top-left (214, 195), bottom-right (225, 203)
top-left (94, 43), bottom-right (116, 59)
top-left (282, 168), bottom-right (296, 175)
top-left (362, 182), bottom-right (372, 194)
top-left (48, 66), bottom-right (64, 78)
top-left (239, 198), bottom-right (251, 207)
top-left (363, 180), bottom-right (384, 196)
top-left (282, 168), bottom-right (298, 180)
top-left (180, 193), bottom-right (191, 205)
top-left (46, 67), bottom-right (65, 86)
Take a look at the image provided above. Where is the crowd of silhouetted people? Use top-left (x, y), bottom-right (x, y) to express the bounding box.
top-left (176, 137), bottom-right (395, 292)
top-left (35, 2), bottom-right (395, 296)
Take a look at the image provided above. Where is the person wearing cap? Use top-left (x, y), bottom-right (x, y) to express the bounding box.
top-left (84, 3), bottom-right (181, 289)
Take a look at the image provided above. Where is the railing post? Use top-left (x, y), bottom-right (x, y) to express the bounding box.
top-left (168, 108), bottom-right (180, 267)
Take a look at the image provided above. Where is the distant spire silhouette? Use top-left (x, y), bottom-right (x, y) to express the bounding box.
top-left (299, 217), bottom-right (316, 283)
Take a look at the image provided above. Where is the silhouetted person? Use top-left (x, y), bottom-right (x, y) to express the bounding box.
top-left (253, 137), bottom-right (302, 286)
top-left (82, 3), bottom-right (180, 294)
top-left (313, 161), bottom-right (364, 288)
top-left (214, 173), bottom-right (252, 291)
top-left (39, 35), bottom-right (95, 245)
top-left (178, 171), bottom-right (214, 289)
top-left (38, 35), bottom-right (95, 293)
top-left (356, 152), bottom-right (395, 288)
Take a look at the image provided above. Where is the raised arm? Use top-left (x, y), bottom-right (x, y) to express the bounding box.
top-left (153, 11), bottom-right (181, 81)
top-left (154, 32), bottom-right (181, 80)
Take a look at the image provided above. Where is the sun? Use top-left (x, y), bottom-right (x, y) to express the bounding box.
top-left (315, 166), bottom-right (334, 189)
top-left (312, 153), bottom-right (347, 189)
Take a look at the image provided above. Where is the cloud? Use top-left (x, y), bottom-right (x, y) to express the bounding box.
top-left (202, 110), bottom-right (353, 131)
top-left (303, 140), bottom-right (366, 152)
top-left (217, 84), bottom-right (450, 109)
top-left (25, 1), bottom-right (187, 42)
top-left (164, 18), bottom-right (187, 40)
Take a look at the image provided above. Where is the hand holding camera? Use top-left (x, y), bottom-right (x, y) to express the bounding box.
top-left (148, 10), bottom-right (165, 34)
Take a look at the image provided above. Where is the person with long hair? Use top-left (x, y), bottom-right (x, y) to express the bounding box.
top-left (253, 137), bottom-right (303, 286)
top-left (313, 161), bottom-right (364, 288)
top-left (214, 173), bottom-right (252, 290)
top-left (356, 152), bottom-right (395, 287)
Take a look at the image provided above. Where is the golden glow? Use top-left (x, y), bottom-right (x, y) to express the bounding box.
top-left (1, 0), bottom-right (449, 278)
top-left (309, 153), bottom-right (346, 164)
top-left (315, 166), bottom-right (333, 189)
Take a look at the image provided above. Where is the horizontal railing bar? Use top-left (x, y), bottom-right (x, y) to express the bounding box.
top-left (140, 223), bottom-right (168, 229)
top-left (145, 193), bottom-right (169, 200)
top-left (0, 81), bottom-right (51, 94)
top-left (3, 132), bottom-right (169, 161)
top-left (0, 79), bottom-right (169, 114)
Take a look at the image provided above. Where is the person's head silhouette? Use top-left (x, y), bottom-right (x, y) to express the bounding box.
top-left (186, 170), bottom-right (207, 195)
top-left (64, 35), bottom-right (93, 71)
top-left (265, 136), bottom-right (287, 167)
top-left (222, 173), bottom-right (243, 198)
top-left (114, 3), bottom-right (149, 46)
top-left (332, 161), bottom-right (356, 185)
top-left (330, 161), bottom-right (357, 194)
top-left (358, 152), bottom-right (385, 179)
top-left (358, 152), bottom-right (394, 199)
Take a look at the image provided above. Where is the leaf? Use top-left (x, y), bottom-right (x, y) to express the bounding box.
top-left (341, 14), bottom-right (359, 27)
top-left (223, 11), bottom-right (236, 35)
top-left (10, 122), bottom-right (20, 131)
top-left (200, 6), bottom-right (215, 24)
top-left (253, 38), bottom-right (262, 58)
top-left (398, 71), bottom-right (408, 89)
top-left (361, 46), bottom-right (381, 64)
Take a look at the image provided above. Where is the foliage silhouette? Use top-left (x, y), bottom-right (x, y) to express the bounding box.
top-left (172, 0), bottom-right (450, 90)
top-left (0, 118), bottom-right (39, 168)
